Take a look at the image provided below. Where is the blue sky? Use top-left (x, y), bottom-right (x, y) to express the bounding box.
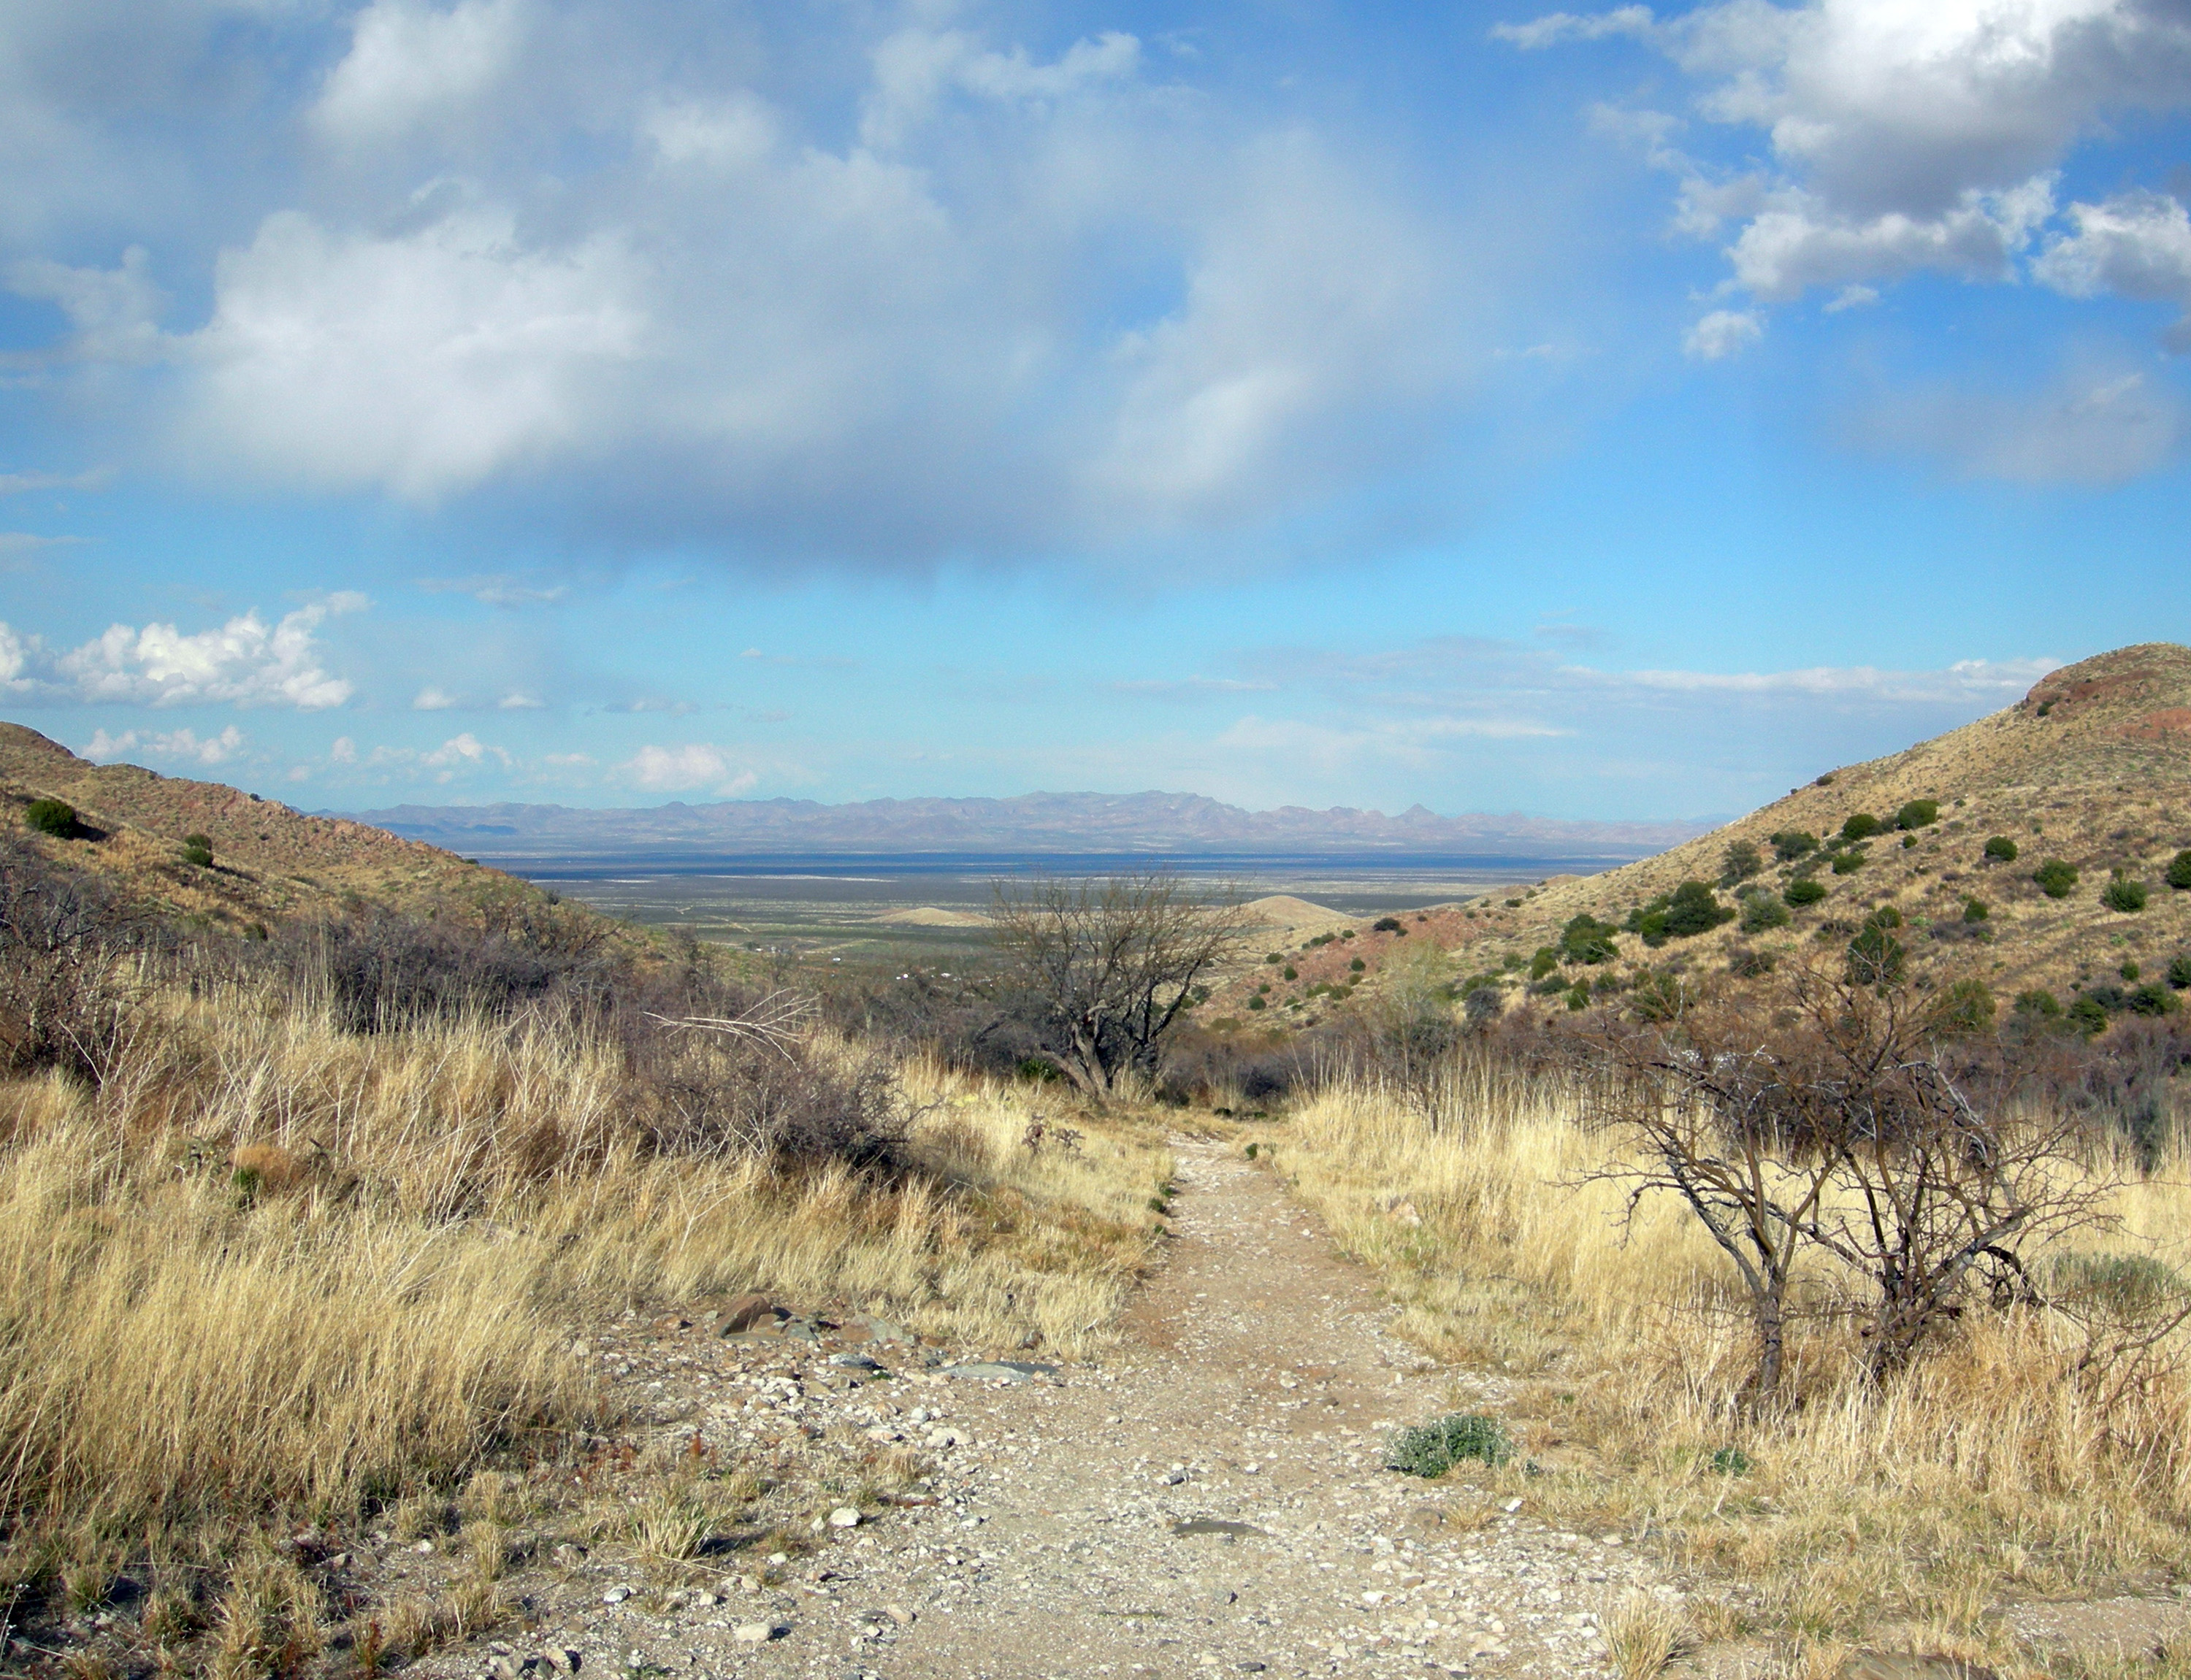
top-left (1, 0), bottom-right (2187, 821)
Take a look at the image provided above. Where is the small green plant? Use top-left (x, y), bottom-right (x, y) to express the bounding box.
top-left (1246, 996), bottom-right (1265, 1010)
top-left (2123, 960), bottom-right (2141, 981)
top-left (1385, 1413), bottom-right (1511, 1477)
top-left (1962, 896), bottom-right (1989, 922)
top-left (23, 797), bottom-right (76, 837)
top-left (1559, 912), bottom-right (1620, 964)
top-left (1783, 877), bottom-right (1827, 907)
top-left (1244, 1142), bottom-right (1258, 1159)
top-left (1930, 978), bottom-right (1996, 1034)
top-left (2168, 849), bottom-right (2191, 890)
top-left (1264, 953), bottom-right (1282, 964)
top-left (2128, 983), bottom-right (2180, 1017)
top-left (2014, 989), bottom-right (2062, 1019)
top-left (182, 832), bottom-right (214, 867)
top-left (1841, 813), bottom-right (1882, 841)
top-left (1721, 840), bottom-right (1763, 883)
top-left (2048, 1251), bottom-right (2186, 1316)
top-left (1705, 1446), bottom-right (1753, 1477)
top-left (1017, 1057), bottom-right (1060, 1083)
top-left (1984, 835), bottom-right (2019, 862)
top-left (1564, 983), bottom-right (1590, 1011)
top-left (2171, 954), bottom-right (2191, 990)
top-left (1282, 964), bottom-right (1297, 980)
top-left (2068, 995), bottom-right (2109, 1036)
top-left (1770, 829), bottom-right (1818, 862)
top-left (2034, 859), bottom-right (2079, 898)
top-left (1348, 956), bottom-right (1365, 972)
top-left (1846, 916), bottom-right (1905, 986)
top-left (1830, 849), bottom-right (1866, 875)
top-left (1663, 880), bottom-right (1731, 937)
top-left (1894, 799), bottom-right (1939, 830)
top-left (1372, 916), bottom-right (1403, 933)
top-left (1739, 894), bottom-right (1790, 934)
top-left (2102, 873), bottom-right (2149, 913)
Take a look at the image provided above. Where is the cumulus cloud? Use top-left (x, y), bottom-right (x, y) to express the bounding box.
top-left (7, 245), bottom-right (167, 364)
top-left (1514, 0), bottom-right (2191, 334)
top-left (416, 573), bottom-right (570, 607)
top-left (0, 596), bottom-right (363, 708)
top-left (83, 724), bottom-right (245, 766)
top-left (2035, 188), bottom-right (2191, 349)
top-left (861, 25), bottom-right (1141, 149)
top-left (618, 743), bottom-right (758, 794)
top-left (1683, 308), bottom-right (1762, 359)
top-left (310, 0), bottom-right (531, 148)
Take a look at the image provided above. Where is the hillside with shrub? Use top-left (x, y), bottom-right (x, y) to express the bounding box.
top-left (0, 721), bottom-right (636, 951)
top-left (1211, 643), bottom-right (2191, 1038)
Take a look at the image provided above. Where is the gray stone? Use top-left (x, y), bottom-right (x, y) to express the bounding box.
top-left (1172, 1519), bottom-right (1266, 1540)
top-left (829, 1352), bottom-right (881, 1370)
top-left (941, 1360), bottom-right (1057, 1381)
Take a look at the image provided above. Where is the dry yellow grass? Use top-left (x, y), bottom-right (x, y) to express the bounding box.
top-left (1276, 1055), bottom-right (2191, 1661)
top-left (0, 976), bottom-right (1166, 1596)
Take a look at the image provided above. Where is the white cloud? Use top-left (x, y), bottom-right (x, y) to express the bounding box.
top-left (413, 686), bottom-right (456, 710)
top-left (862, 26), bottom-right (1141, 149)
top-left (618, 743), bottom-right (757, 794)
top-left (6, 245), bottom-right (167, 364)
top-left (0, 595), bottom-right (362, 708)
top-left (497, 691), bottom-right (543, 710)
top-left (0, 532), bottom-right (87, 555)
top-left (184, 210), bottom-right (643, 502)
top-left (1517, 0), bottom-right (2191, 329)
top-left (1683, 308), bottom-right (1762, 359)
top-left (83, 724), bottom-right (245, 766)
top-left (311, 0), bottom-right (530, 148)
top-left (0, 467), bottom-right (112, 495)
top-left (1492, 7), bottom-right (1656, 50)
top-left (2035, 188), bottom-right (2191, 349)
top-left (416, 573), bottom-right (570, 606)
top-left (423, 732), bottom-right (492, 767)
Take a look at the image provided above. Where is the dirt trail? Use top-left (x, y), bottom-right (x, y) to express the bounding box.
top-left (456, 1143), bottom-right (1670, 1680)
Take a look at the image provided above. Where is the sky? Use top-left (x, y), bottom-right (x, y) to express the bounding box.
top-left (1, 0), bottom-right (2187, 823)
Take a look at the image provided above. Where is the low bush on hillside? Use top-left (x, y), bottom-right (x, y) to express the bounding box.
top-left (1559, 913), bottom-right (1619, 964)
top-left (1841, 813), bottom-right (1882, 840)
top-left (2173, 955), bottom-right (2191, 991)
top-left (23, 797), bottom-right (76, 837)
top-left (2035, 858), bottom-right (2080, 898)
top-left (1662, 881), bottom-right (1732, 938)
top-left (1894, 799), bottom-right (1939, 830)
top-left (2015, 988), bottom-right (2062, 1019)
top-left (1830, 848), bottom-right (1866, 875)
top-left (1720, 840), bottom-right (1763, 883)
top-left (1770, 829), bottom-right (1817, 862)
top-left (1385, 1413), bottom-right (1510, 1476)
top-left (1783, 877), bottom-right (1828, 908)
top-left (2169, 848), bottom-right (2191, 890)
top-left (1739, 893), bottom-right (1791, 934)
top-left (181, 831), bottom-right (214, 867)
top-left (1984, 835), bottom-right (2019, 862)
top-left (2102, 872), bottom-right (2149, 913)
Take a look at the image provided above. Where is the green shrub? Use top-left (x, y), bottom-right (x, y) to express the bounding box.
top-left (2127, 983), bottom-right (2180, 1018)
top-left (1842, 813), bottom-right (1882, 841)
top-left (1846, 918), bottom-right (1905, 986)
top-left (1282, 964), bottom-right (1298, 980)
top-left (1783, 878), bottom-right (1827, 908)
top-left (1247, 995), bottom-right (1265, 1011)
top-left (2048, 1251), bottom-right (2186, 1316)
top-left (1830, 849), bottom-right (1866, 875)
top-left (2034, 859), bottom-right (2079, 898)
top-left (1706, 1446), bottom-right (1753, 1478)
top-left (1559, 913), bottom-right (1620, 965)
top-left (1930, 978), bottom-right (1996, 1034)
top-left (2123, 960), bottom-right (2141, 981)
top-left (2165, 848), bottom-right (2191, 890)
top-left (1664, 881), bottom-right (1732, 937)
top-left (1564, 983), bottom-right (1590, 1012)
top-left (1727, 946), bottom-right (1776, 978)
top-left (1629, 970), bottom-right (1687, 1022)
top-left (1984, 835), bottom-right (2019, 862)
top-left (23, 798), bottom-right (76, 838)
top-left (2171, 955), bottom-right (2191, 991)
top-left (1962, 896), bottom-right (1989, 922)
top-left (1264, 953), bottom-right (1282, 964)
top-left (1372, 916), bottom-right (1403, 933)
top-left (2068, 996), bottom-right (2109, 1036)
top-left (2014, 989), bottom-right (2062, 1019)
top-left (1527, 946), bottom-right (1559, 981)
top-left (1721, 840), bottom-right (1763, 883)
top-left (1348, 956), bottom-right (1365, 973)
top-left (1770, 830), bottom-right (1817, 862)
top-left (2102, 874), bottom-right (2149, 913)
top-left (182, 832), bottom-right (214, 868)
top-left (1385, 1414), bottom-right (1512, 1478)
top-left (1739, 894), bottom-right (1791, 934)
top-left (1894, 799), bottom-right (1940, 831)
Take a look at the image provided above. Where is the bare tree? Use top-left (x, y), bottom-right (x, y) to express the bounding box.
top-left (1586, 957), bottom-right (2116, 1400)
top-left (987, 872), bottom-right (1243, 1101)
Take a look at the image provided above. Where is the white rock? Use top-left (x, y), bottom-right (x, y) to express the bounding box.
top-left (829, 1506), bottom-right (863, 1529)
top-left (601, 1586), bottom-right (632, 1605)
top-left (733, 1622), bottom-right (781, 1643)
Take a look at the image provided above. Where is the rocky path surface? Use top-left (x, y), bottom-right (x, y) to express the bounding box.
top-left (421, 1143), bottom-right (1678, 1680)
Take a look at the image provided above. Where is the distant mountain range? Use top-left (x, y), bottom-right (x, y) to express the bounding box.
top-left (338, 791), bottom-right (1713, 865)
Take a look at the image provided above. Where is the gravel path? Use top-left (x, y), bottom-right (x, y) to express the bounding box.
top-left (443, 1143), bottom-right (1674, 1680)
